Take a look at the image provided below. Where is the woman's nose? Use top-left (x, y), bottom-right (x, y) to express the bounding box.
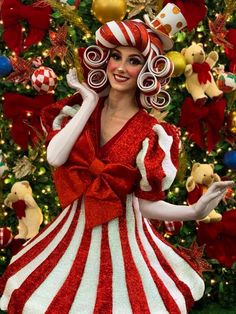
top-left (117, 60), bottom-right (126, 72)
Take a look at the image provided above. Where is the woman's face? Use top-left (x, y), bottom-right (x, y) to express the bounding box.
top-left (107, 46), bottom-right (145, 93)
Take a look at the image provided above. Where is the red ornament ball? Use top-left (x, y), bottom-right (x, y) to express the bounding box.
top-left (31, 66), bottom-right (57, 94)
top-left (0, 227), bottom-right (13, 248)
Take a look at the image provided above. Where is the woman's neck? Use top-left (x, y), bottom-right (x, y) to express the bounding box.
top-left (105, 89), bottom-right (139, 118)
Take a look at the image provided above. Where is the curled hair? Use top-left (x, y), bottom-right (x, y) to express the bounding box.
top-left (82, 20), bottom-right (173, 109)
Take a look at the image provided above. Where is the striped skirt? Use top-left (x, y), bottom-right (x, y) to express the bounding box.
top-left (0, 194), bottom-right (204, 313)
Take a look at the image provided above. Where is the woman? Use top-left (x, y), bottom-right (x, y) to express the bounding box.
top-left (0, 19), bottom-right (233, 314)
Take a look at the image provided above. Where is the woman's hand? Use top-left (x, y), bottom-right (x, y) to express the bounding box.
top-left (192, 181), bottom-right (235, 220)
top-left (66, 68), bottom-right (98, 104)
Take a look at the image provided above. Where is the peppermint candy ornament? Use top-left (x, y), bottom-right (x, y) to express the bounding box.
top-left (31, 66), bottom-right (57, 94)
top-left (0, 227), bottom-right (13, 248)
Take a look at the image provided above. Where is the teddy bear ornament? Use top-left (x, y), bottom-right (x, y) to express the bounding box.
top-left (186, 163), bottom-right (222, 223)
top-left (4, 181), bottom-right (43, 239)
top-left (181, 43), bottom-right (223, 105)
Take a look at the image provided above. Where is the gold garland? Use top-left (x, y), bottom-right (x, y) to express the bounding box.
top-left (43, 0), bottom-right (93, 39)
top-left (224, 0), bottom-right (236, 15)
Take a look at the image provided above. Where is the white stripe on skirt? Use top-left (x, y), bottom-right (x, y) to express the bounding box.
top-left (126, 194), bottom-right (169, 313)
top-left (0, 201), bottom-right (78, 311)
top-left (11, 203), bottom-right (73, 263)
top-left (144, 218), bottom-right (205, 300)
top-left (70, 222), bottom-right (102, 313)
top-left (22, 200), bottom-right (86, 313)
top-left (108, 218), bottom-right (132, 314)
top-left (132, 196), bottom-right (187, 313)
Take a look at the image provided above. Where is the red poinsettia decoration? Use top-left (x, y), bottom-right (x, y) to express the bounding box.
top-left (48, 24), bottom-right (68, 61)
top-left (178, 241), bottom-right (212, 275)
top-left (208, 14), bottom-right (234, 49)
top-left (6, 56), bottom-right (34, 84)
top-left (197, 210), bottom-right (236, 268)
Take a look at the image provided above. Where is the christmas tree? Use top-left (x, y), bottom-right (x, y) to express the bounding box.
top-left (0, 0), bottom-right (236, 313)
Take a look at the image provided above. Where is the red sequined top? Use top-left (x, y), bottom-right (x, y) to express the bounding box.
top-left (41, 93), bottom-right (180, 228)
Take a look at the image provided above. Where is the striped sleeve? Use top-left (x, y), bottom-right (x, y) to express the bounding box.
top-left (135, 122), bottom-right (180, 201)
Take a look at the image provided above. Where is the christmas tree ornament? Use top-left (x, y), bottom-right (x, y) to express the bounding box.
top-left (208, 14), bottom-right (234, 49)
top-left (31, 66), bottom-right (58, 94)
top-left (92, 0), bottom-right (127, 24)
top-left (1, 0), bottom-right (51, 54)
top-left (3, 93), bottom-right (54, 149)
top-left (127, 0), bottom-right (163, 19)
top-left (0, 56), bottom-right (13, 76)
top-left (59, 0), bottom-right (80, 7)
top-left (6, 56), bottom-right (34, 84)
top-left (49, 24), bottom-right (68, 61)
top-left (0, 228), bottom-right (13, 248)
top-left (165, 51), bottom-right (186, 77)
top-left (13, 156), bottom-right (36, 179)
top-left (215, 66), bottom-right (236, 93)
top-left (223, 150), bottom-right (236, 170)
top-left (227, 110), bottom-right (236, 135)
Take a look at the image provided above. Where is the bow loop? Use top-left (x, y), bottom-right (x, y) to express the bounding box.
top-left (179, 97), bottom-right (226, 151)
top-left (1, 0), bottom-right (51, 54)
top-left (3, 93), bottom-right (54, 149)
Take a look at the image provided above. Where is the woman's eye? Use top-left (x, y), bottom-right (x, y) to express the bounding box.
top-left (129, 57), bottom-right (143, 65)
top-left (110, 52), bottom-right (121, 60)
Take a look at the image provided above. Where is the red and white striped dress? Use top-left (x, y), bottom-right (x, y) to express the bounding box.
top-left (0, 96), bottom-right (205, 313)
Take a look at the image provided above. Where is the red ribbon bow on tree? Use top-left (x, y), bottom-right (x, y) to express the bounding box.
top-left (179, 96), bottom-right (226, 151)
top-left (53, 131), bottom-right (138, 229)
top-left (225, 28), bottom-right (236, 74)
top-left (1, 0), bottom-right (51, 54)
top-left (3, 93), bottom-right (54, 150)
top-left (48, 24), bottom-right (68, 61)
top-left (163, 0), bottom-right (207, 31)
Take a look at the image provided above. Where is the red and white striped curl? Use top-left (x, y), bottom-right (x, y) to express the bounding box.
top-left (140, 90), bottom-right (171, 110)
top-left (83, 46), bottom-right (110, 70)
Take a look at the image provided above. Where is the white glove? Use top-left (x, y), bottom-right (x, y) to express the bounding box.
top-left (47, 68), bottom-right (99, 167)
top-left (139, 181), bottom-right (234, 221)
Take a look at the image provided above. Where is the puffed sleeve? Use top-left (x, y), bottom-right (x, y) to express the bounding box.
top-left (40, 93), bottom-right (83, 144)
top-left (135, 122), bottom-right (180, 201)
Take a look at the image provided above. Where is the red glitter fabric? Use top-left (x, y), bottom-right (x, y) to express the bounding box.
top-left (0, 98), bottom-right (205, 313)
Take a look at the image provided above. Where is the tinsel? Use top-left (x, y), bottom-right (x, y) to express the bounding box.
top-left (35, 0), bottom-right (93, 38)
top-left (127, 0), bottom-right (163, 19)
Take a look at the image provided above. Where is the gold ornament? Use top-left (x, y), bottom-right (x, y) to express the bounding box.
top-left (227, 111), bottom-right (236, 135)
top-left (165, 51), bottom-right (186, 77)
top-left (92, 0), bottom-right (127, 24)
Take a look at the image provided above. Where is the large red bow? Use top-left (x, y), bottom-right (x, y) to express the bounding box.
top-left (1, 0), bottom-right (51, 54)
top-left (179, 97), bottom-right (226, 151)
top-left (225, 28), bottom-right (236, 74)
top-left (53, 131), bottom-right (138, 229)
top-left (163, 0), bottom-right (207, 31)
top-left (3, 93), bottom-right (54, 149)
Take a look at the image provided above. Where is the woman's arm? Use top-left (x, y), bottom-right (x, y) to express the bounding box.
top-left (138, 181), bottom-right (234, 221)
top-left (46, 69), bottom-right (98, 167)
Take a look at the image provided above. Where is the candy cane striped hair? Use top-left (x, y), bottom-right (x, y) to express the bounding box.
top-left (83, 19), bottom-right (173, 110)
